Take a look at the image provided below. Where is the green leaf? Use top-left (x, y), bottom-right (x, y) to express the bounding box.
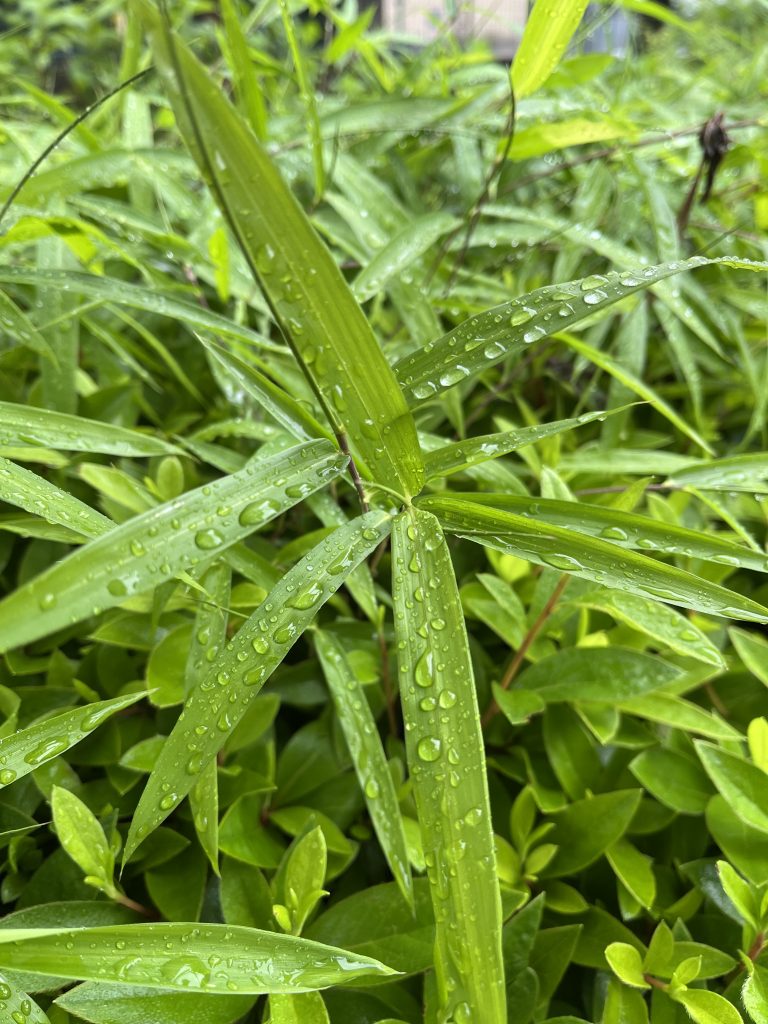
top-left (220, 0), bottom-right (266, 140)
top-left (270, 991), bottom-right (330, 1024)
top-left (423, 411), bottom-right (610, 482)
top-left (423, 492), bottom-right (768, 575)
top-left (574, 591), bottom-right (725, 667)
top-left (540, 790), bottom-right (642, 877)
top-left (0, 923), bottom-right (395, 993)
top-left (56, 981), bottom-right (253, 1024)
top-left (706, 797), bottom-right (768, 886)
top-left (668, 454), bottom-right (768, 493)
top-left (0, 692), bottom-right (146, 793)
top-left (136, 0), bottom-right (423, 498)
top-left (606, 839), bottom-right (656, 910)
top-left (391, 508), bottom-right (505, 1024)
top-left (278, 826), bottom-right (328, 936)
top-left (420, 495), bottom-right (768, 622)
top-left (512, 0), bottom-right (590, 97)
top-left (51, 787), bottom-right (115, 894)
top-left (606, 942), bottom-right (651, 989)
top-left (394, 258), bottom-right (768, 419)
top-left (124, 510), bottom-right (392, 863)
top-left (0, 401), bottom-right (180, 456)
top-left (0, 439), bottom-right (345, 652)
top-left (743, 965), bottom-right (768, 1024)
top-left (696, 742), bottom-right (768, 834)
top-left (618, 694), bottom-right (740, 741)
top-left (0, 973), bottom-right (49, 1022)
top-left (515, 648), bottom-right (680, 703)
top-left (630, 749), bottom-right (714, 814)
top-left (0, 266), bottom-right (282, 354)
top-left (0, 455), bottom-right (111, 538)
top-left (315, 629), bottom-right (413, 907)
top-left (672, 989), bottom-right (743, 1024)
top-left (509, 118), bottom-right (630, 160)
top-left (716, 861), bottom-right (759, 928)
top-left (352, 212), bottom-right (459, 303)
top-left (729, 629), bottom-right (768, 688)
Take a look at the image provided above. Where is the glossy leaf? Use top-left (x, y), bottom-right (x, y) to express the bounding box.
top-left (124, 510), bottom-right (392, 863)
top-left (352, 212), bottom-right (458, 302)
top-left (315, 629), bottom-right (413, 908)
top-left (391, 507), bottom-right (505, 1024)
top-left (419, 495), bottom-right (768, 622)
top-left (668, 453), bottom-right (768, 493)
top-left (672, 989), bottom-right (743, 1024)
top-left (515, 648), bottom-right (681, 703)
top-left (56, 981), bottom-right (253, 1024)
top-left (696, 742), bottom-right (768, 834)
top-left (0, 455), bottom-right (111, 538)
top-left (729, 628), bottom-right (768, 688)
top-left (630, 748), bottom-right (714, 814)
top-left (426, 492), bottom-right (768, 574)
top-left (0, 973), bottom-right (49, 1023)
top-left (51, 787), bottom-right (115, 895)
top-left (137, 0), bottom-right (424, 498)
top-left (0, 400), bottom-right (180, 456)
top-left (394, 258), bottom-right (768, 411)
top-left (0, 692), bottom-right (146, 793)
top-left (270, 991), bottom-right (330, 1024)
top-left (423, 410), bottom-right (611, 482)
top-left (512, 0), bottom-right (590, 97)
top-left (0, 440), bottom-right (345, 652)
top-left (540, 790), bottom-right (642, 877)
top-left (0, 923), bottom-right (395, 993)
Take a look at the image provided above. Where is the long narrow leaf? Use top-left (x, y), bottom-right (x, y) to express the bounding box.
top-left (0, 923), bottom-right (395, 993)
top-left (315, 629), bottom-right (413, 908)
top-left (137, 1), bottom-right (424, 498)
top-left (668, 453), bottom-right (768, 493)
top-left (420, 495), bottom-right (768, 622)
top-left (0, 692), bottom-right (147, 792)
top-left (391, 508), bottom-right (505, 1024)
top-left (394, 257), bottom-right (768, 414)
top-left (424, 410), bottom-right (612, 481)
top-left (0, 455), bottom-right (111, 537)
top-left (512, 0), bottom-right (590, 97)
top-left (0, 401), bottom-right (181, 456)
top-left (124, 510), bottom-right (392, 864)
top-left (0, 440), bottom-right (346, 652)
top-left (421, 492), bottom-right (768, 574)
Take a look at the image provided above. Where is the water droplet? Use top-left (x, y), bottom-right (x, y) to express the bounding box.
top-left (274, 625), bottom-right (294, 644)
top-left (107, 579), bottom-right (128, 597)
top-left (509, 307), bottom-right (534, 326)
top-left (415, 650), bottom-right (434, 688)
top-left (130, 540), bottom-right (145, 557)
top-left (0, 769), bottom-right (16, 785)
top-left (159, 793), bottom-right (177, 811)
top-left (38, 592), bottom-right (56, 610)
top-left (252, 637), bottom-right (269, 655)
top-left (24, 738), bottom-right (68, 766)
top-left (543, 553), bottom-right (584, 571)
top-left (417, 736), bottom-right (442, 762)
top-left (287, 582), bottom-right (322, 609)
top-left (431, 618), bottom-right (446, 631)
top-left (412, 381), bottom-right (437, 400)
top-left (195, 529), bottom-right (224, 550)
top-left (600, 526), bottom-right (629, 541)
top-left (438, 689), bottom-right (457, 708)
top-left (364, 779), bottom-right (380, 799)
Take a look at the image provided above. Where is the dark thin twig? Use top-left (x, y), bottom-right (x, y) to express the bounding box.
top-left (378, 622), bottom-right (399, 737)
top-left (0, 68), bottom-right (152, 232)
top-left (482, 574), bottom-right (570, 728)
top-left (335, 430), bottom-right (369, 514)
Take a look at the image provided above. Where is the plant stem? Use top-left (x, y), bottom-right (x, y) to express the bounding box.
top-left (482, 574), bottom-right (570, 728)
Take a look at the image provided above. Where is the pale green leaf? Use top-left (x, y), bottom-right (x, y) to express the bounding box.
top-left (512, 0), bottom-right (590, 97)
top-left (0, 440), bottom-right (345, 652)
top-left (391, 508), bottom-right (505, 1024)
top-left (696, 742), bottom-right (768, 834)
top-left (124, 510), bottom-right (392, 863)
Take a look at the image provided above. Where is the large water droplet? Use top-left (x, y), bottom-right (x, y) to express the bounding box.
top-left (417, 735), bottom-right (441, 762)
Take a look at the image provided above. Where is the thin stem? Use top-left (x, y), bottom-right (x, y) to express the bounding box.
top-left (643, 973), bottom-right (668, 991)
top-left (482, 574), bottom-right (570, 729)
top-left (335, 430), bottom-right (369, 514)
top-left (378, 619), bottom-right (399, 738)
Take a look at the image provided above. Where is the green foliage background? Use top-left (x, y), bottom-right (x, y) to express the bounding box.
top-left (0, 1), bottom-right (767, 1023)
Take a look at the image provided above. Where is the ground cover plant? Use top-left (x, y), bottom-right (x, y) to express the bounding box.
top-left (0, 0), bottom-right (767, 1021)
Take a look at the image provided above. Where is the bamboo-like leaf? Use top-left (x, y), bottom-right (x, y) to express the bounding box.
top-left (352, 213), bottom-right (459, 303)
top-left (394, 257), bottom-right (768, 412)
top-left (124, 510), bottom-right (392, 864)
top-left (0, 440), bottom-right (345, 652)
top-left (0, 401), bottom-right (181, 456)
top-left (421, 492), bottom-right (768, 574)
top-left (185, 562), bottom-right (231, 874)
top-left (555, 331), bottom-right (710, 452)
top-left (512, 0), bottom-right (590, 97)
top-left (278, 0), bottom-right (324, 201)
top-left (202, 339), bottom-right (331, 444)
top-left (0, 267), bottom-right (283, 352)
top-left (695, 741), bottom-right (768, 834)
top-left (0, 923), bottom-right (395, 993)
top-left (0, 455), bottom-right (111, 537)
top-left (220, 0), bottom-right (267, 140)
top-left (423, 410), bottom-right (612, 481)
top-left (315, 629), bottom-right (413, 908)
top-left (668, 453), bottom-right (768, 493)
top-left (0, 972), bottom-right (49, 1023)
top-left (0, 290), bottom-right (56, 360)
top-left (0, 692), bottom-right (147, 792)
top-left (136, 0), bottom-right (424, 498)
top-left (420, 495), bottom-right (768, 622)
top-left (391, 507), bottom-right (505, 1024)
